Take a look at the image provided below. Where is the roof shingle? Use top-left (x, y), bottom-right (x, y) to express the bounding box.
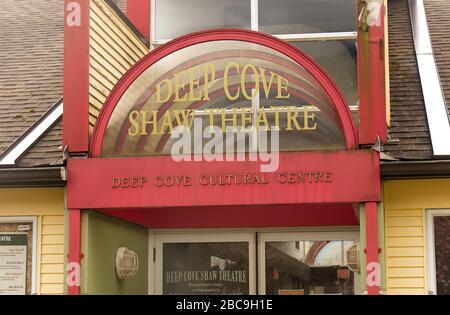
top-left (384, 0), bottom-right (434, 160)
top-left (0, 0), bottom-right (64, 157)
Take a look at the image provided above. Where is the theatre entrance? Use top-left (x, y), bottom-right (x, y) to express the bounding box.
top-left (150, 230), bottom-right (360, 295)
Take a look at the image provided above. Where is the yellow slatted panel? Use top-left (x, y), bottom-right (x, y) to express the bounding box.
top-left (40, 215), bottom-right (65, 295)
top-left (88, 0), bottom-right (149, 132)
top-left (384, 199), bottom-right (426, 294)
top-left (41, 264), bottom-right (64, 274)
top-left (386, 237), bottom-right (424, 248)
top-left (41, 274), bottom-right (65, 284)
top-left (388, 288), bottom-right (427, 295)
top-left (387, 257), bottom-right (425, 268)
top-left (41, 254), bottom-right (65, 264)
top-left (40, 284), bottom-right (65, 295)
top-left (388, 278), bottom-right (425, 288)
top-left (42, 225), bottom-right (64, 235)
top-left (386, 247), bottom-right (425, 257)
top-left (387, 268), bottom-right (425, 278)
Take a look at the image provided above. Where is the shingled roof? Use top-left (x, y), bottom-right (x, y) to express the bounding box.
top-left (0, 0), bottom-right (448, 169)
top-left (383, 0), bottom-right (450, 161)
top-left (0, 0), bottom-right (64, 167)
top-left (0, 0), bottom-right (127, 168)
top-left (424, 0), bottom-right (450, 115)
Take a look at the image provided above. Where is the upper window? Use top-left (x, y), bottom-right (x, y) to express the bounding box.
top-left (152, 0), bottom-right (357, 107)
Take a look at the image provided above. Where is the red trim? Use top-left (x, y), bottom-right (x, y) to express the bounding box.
top-left (68, 209), bottom-right (81, 295)
top-left (305, 241), bottom-right (330, 265)
top-left (90, 29), bottom-right (358, 157)
top-left (357, 4), bottom-right (387, 145)
top-left (365, 202), bottom-right (380, 295)
top-left (67, 151), bottom-right (380, 210)
top-left (98, 204), bottom-right (358, 229)
top-left (127, 0), bottom-right (150, 42)
top-left (63, 0), bottom-right (90, 153)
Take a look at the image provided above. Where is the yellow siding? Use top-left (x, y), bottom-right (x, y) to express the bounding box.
top-left (384, 179), bottom-right (450, 295)
top-left (0, 188), bottom-right (65, 295)
top-left (89, 0), bottom-right (149, 133)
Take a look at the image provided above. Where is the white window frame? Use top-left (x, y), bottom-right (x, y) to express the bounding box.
top-left (258, 230), bottom-right (360, 295)
top-left (151, 231), bottom-right (257, 295)
top-left (425, 209), bottom-right (450, 295)
top-left (150, 0), bottom-right (358, 110)
top-left (0, 216), bottom-right (38, 295)
top-left (150, 0), bottom-right (357, 47)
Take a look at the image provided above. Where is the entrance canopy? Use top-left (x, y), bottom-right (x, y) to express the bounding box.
top-left (68, 30), bottom-right (379, 211)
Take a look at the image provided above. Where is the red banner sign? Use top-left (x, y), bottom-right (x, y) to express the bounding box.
top-left (67, 150), bottom-right (380, 209)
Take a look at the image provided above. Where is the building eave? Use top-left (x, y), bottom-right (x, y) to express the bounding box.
top-left (0, 167), bottom-right (65, 188)
top-left (381, 159), bottom-right (450, 179)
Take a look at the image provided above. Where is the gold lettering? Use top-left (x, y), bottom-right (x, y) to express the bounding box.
top-left (277, 75), bottom-right (290, 99)
top-left (128, 111), bottom-right (140, 136)
top-left (241, 64), bottom-right (259, 100)
top-left (141, 111), bottom-right (160, 135)
top-left (224, 62), bottom-right (240, 101)
top-left (259, 68), bottom-right (277, 99)
top-left (270, 106), bottom-right (283, 131)
top-left (156, 79), bottom-right (173, 103)
top-left (286, 106), bottom-right (302, 131)
top-left (174, 70), bottom-right (187, 102)
top-left (221, 108), bottom-right (238, 133)
top-left (188, 66), bottom-right (202, 101)
top-left (203, 64), bottom-right (216, 101)
top-left (257, 110), bottom-right (270, 131)
top-left (241, 107), bottom-right (253, 129)
top-left (173, 109), bottom-right (197, 129)
top-left (160, 111), bottom-right (174, 134)
top-left (303, 106), bottom-right (318, 131)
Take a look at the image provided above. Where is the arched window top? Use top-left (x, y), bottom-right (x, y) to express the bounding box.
top-left (91, 29), bottom-right (357, 157)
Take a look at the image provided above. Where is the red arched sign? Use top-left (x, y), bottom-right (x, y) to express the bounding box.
top-left (90, 29), bottom-right (358, 157)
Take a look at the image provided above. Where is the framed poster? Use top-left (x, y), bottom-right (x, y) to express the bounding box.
top-left (0, 233), bottom-right (28, 295)
top-left (0, 218), bottom-right (36, 295)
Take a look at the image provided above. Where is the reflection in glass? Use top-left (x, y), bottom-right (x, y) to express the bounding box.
top-left (155, 0), bottom-right (251, 40)
top-left (266, 240), bottom-right (360, 295)
top-left (163, 242), bottom-right (250, 295)
top-left (102, 40), bottom-right (350, 157)
top-left (259, 0), bottom-right (356, 35)
top-left (293, 40), bottom-right (357, 106)
top-left (434, 216), bottom-right (450, 295)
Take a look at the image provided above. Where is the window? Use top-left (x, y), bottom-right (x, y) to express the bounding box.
top-left (151, 0), bottom-right (358, 107)
top-left (426, 210), bottom-right (450, 295)
top-left (0, 217), bottom-right (37, 295)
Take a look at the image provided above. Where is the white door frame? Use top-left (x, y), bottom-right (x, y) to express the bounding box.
top-left (257, 231), bottom-right (360, 295)
top-left (425, 209), bottom-right (450, 295)
top-left (151, 231), bottom-right (257, 295)
top-left (0, 216), bottom-right (38, 295)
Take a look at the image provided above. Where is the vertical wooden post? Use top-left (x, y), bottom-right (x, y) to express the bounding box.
top-left (357, 0), bottom-right (387, 145)
top-left (68, 209), bottom-right (81, 295)
top-left (365, 201), bottom-right (380, 295)
top-left (63, 0), bottom-right (90, 153)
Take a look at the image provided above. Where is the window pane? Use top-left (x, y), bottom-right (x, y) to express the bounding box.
top-left (266, 240), bottom-right (360, 295)
top-left (293, 40), bottom-right (358, 107)
top-left (155, 0), bottom-right (251, 40)
top-left (434, 216), bottom-right (450, 295)
top-left (163, 242), bottom-right (250, 295)
top-left (259, 0), bottom-right (356, 35)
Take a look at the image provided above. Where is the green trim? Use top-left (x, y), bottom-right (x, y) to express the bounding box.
top-left (378, 201), bottom-right (387, 293)
top-left (63, 191), bottom-right (69, 295)
top-left (359, 204), bottom-right (367, 292)
top-left (80, 212), bottom-right (148, 295)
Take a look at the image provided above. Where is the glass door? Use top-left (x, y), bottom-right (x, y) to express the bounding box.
top-left (154, 232), bottom-right (256, 295)
top-left (258, 231), bottom-right (360, 295)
